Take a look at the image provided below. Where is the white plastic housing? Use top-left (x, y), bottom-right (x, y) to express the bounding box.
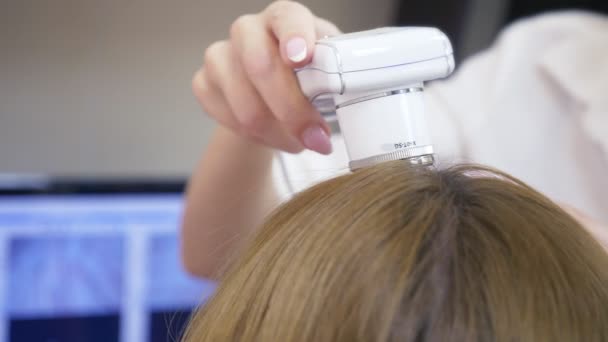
top-left (336, 90), bottom-right (431, 162)
top-left (296, 27), bottom-right (455, 169)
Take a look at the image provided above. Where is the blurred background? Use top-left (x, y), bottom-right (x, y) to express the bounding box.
top-left (0, 0), bottom-right (606, 341)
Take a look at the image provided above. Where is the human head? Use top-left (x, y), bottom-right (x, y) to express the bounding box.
top-left (183, 161), bottom-right (608, 341)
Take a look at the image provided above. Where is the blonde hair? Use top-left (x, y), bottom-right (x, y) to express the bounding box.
top-left (183, 162), bottom-right (608, 341)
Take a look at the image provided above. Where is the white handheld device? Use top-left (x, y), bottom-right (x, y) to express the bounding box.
top-left (296, 27), bottom-right (455, 170)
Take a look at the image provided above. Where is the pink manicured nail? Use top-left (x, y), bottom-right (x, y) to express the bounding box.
top-left (286, 37), bottom-right (307, 63)
top-left (301, 125), bottom-right (332, 155)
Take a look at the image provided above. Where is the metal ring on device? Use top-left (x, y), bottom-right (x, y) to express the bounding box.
top-left (349, 145), bottom-right (434, 170)
top-left (336, 87), bottom-right (424, 109)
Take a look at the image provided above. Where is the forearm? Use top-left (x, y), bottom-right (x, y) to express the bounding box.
top-left (181, 126), bottom-right (278, 278)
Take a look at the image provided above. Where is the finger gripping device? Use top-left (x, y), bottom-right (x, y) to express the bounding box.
top-left (296, 27), bottom-right (455, 170)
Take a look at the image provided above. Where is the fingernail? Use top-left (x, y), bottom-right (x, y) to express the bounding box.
top-left (286, 37), bottom-right (307, 63)
top-left (301, 125), bottom-right (332, 155)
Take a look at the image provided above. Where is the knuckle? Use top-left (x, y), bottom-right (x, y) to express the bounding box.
top-left (267, 1), bottom-right (289, 22)
top-left (191, 71), bottom-right (210, 100)
top-left (202, 41), bottom-right (225, 69)
top-left (191, 73), bottom-right (217, 119)
top-left (267, 1), bottom-right (291, 15)
top-left (230, 14), bottom-right (256, 39)
top-left (267, 1), bottom-right (311, 22)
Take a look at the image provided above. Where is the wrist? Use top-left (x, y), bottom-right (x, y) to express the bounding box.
top-left (210, 126), bottom-right (275, 167)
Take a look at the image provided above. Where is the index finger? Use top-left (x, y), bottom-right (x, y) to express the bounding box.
top-left (232, 13), bottom-right (332, 155)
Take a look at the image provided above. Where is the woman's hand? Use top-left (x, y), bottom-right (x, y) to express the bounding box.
top-left (192, 1), bottom-right (340, 155)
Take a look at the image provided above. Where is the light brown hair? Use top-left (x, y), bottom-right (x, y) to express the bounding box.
top-left (182, 162), bottom-right (608, 341)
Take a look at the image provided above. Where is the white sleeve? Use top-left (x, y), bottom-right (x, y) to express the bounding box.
top-left (424, 11), bottom-right (595, 166)
top-left (422, 18), bottom-right (519, 166)
top-left (422, 12), bottom-right (608, 222)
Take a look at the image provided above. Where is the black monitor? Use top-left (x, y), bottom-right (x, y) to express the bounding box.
top-left (0, 176), bottom-right (215, 342)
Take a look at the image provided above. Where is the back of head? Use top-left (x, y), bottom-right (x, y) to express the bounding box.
top-left (183, 162), bottom-right (608, 341)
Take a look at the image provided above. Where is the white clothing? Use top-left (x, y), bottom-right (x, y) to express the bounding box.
top-left (273, 11), bottom-right (608, 222)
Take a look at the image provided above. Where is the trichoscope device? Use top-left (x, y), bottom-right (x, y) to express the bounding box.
top-left (296, 27), bottom-right (455, 170)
